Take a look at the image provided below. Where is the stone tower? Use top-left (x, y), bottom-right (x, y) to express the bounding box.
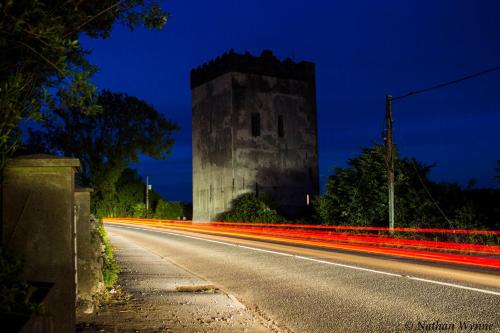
top-left (191, 50), bottom-right (319, 221)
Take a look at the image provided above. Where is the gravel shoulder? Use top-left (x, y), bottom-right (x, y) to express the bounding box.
top-left (76, 231), bottom-right (279, 333)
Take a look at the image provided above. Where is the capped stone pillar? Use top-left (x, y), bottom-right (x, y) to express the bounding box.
top-left (2, 154), bottom-right (79, 333)
top-left (75, 188), bottom-right (104, 313)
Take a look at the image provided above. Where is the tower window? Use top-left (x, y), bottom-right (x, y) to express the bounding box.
top-left (278, 115), bottom-right (284, 138)
top-left (209, 109), bottom-right (213, 134)
top-left (251, 112), bottom-right (260, 137)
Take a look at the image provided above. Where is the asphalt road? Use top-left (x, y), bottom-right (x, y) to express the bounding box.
top-left (106, 223), bottom-right (500, 333)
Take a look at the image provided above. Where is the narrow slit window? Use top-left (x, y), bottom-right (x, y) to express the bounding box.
top-left (209, 109), bottom-right (213, 134)
top-left (251, 112), bottom-right (261, 137)
top-left (278, 115), bottom-right (284, 138)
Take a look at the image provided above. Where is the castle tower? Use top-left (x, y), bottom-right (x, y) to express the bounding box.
top-left (191, 50), bottom-right (319, 221)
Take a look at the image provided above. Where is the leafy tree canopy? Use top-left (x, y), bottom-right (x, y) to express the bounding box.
top-left (315, 144), bottom-right (495, 230)
top-left (0, 0), bottom-right (168, 168)
top-left (101, 168), bottom-right (163, 217)
top-left (27, 90), bottom-right (179, 213)
top-left (90, 167), bottom-right (191, 219)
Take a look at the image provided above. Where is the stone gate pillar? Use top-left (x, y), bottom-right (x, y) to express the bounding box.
top-left (2, 154), bottom-right (80, 332)
top-left (74, 187), bottom-right (103, 313)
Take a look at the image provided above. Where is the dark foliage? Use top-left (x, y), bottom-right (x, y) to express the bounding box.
top-left (26, 90), bottom-right (179, 216)
top-left (316, 144), bottom-right (499, 231)
top-left (0, 0), bottom-right (169, 170)
top-left (218, 193), bottom-right (285, 223)
top-left (0, 247), bottom-right (42, 314)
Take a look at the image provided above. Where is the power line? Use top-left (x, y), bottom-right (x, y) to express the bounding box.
top-left (393, 64), bottom-right (500, 101)
top-left (383, 63), bottom-right (500, 229)
top-left (409, 160), bottom-right (451, 226)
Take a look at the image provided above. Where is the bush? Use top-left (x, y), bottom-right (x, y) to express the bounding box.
top-left (131, 202), bottom-right (148, 218)
top-left (218, 193), bottom-right (285, 223)
top-left (154, 199), bottom-right (184, 219)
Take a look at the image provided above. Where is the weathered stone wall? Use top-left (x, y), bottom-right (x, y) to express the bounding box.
top-left (192, 51), bottom-right (319, 220)
top-left (75, 188), bottom-right (104, 314)
top-left (2, 154), bottom-right (79, 333)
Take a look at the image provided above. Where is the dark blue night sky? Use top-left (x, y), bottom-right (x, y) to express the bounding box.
top-left (81, 0), bottom-right (500, 202)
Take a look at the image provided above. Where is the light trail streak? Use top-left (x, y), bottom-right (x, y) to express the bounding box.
top-left (104, 217), bottom-right (500, 234)
top-left (103, 218), bottom-right (500, 269)
top-left (109, 224), bottom-right (500, 296)
top-left (104, 218), bottom-right (500, 254)
top-left (144, 224), bottom-right (497, 254)
top-left (195, 220), bottom-right (500, 235)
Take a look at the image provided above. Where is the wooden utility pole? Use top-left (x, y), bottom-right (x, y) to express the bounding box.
top-left (385, 95), bottom-right (395, 232)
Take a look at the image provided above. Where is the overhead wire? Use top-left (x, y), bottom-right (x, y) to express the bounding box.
top-left (392, 64), bottom-right (500, 101)
top-left (385, 63), bottom-right (500, 227)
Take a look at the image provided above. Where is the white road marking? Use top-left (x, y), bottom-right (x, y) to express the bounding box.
top-left (293, 255), bottom-right (401, 277)
top-left (108, 223), bottom-right (500, 297)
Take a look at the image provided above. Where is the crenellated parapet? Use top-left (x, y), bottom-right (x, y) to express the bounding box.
top-left (190, 49), bottom-right (315, 89)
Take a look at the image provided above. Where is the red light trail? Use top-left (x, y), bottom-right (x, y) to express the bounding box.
top-left (103, 218), bottom-right (500, 269)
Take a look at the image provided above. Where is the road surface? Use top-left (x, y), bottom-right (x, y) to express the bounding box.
top-left (105, 223), bottom-right (500, 333)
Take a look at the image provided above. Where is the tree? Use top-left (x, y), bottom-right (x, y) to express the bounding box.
top-left (100, 168), bottom-right (163, 217)
top-left (218, 193), bottom-right (284, 223)
top-left (0, 0), bottom-right (169, 171)
top-left (315, 144), bottom-right (477, 229)
top-left (27, 90), bottom-right (179, 215)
